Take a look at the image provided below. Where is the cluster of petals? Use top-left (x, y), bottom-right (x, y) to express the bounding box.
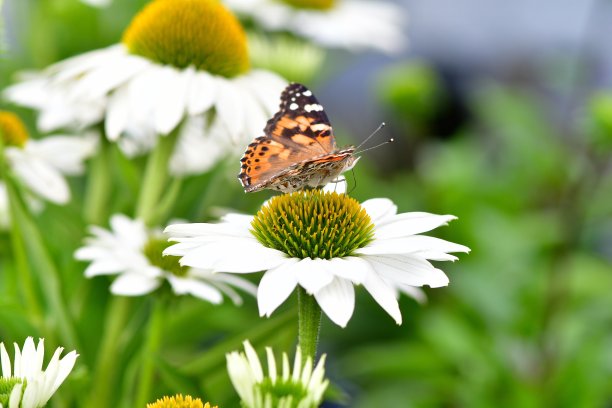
top-left (165, 195), bottom-right (469, 327)
top-left (0, 337), bottom-right (78, 408)
top-left (75, 214), bottom-right (257, 304)
top-left (4, 45), bottom-right (286, 175)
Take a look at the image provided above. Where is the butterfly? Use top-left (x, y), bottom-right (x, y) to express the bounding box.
top-left (238, 83), bottom-right (357, 193)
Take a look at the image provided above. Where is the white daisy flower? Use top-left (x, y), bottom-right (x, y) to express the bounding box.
top-left (4, 0), bottom-right (287, 176)
top-left (226, 340), bottom-right (328, 408)
top-left (79, 0), bottom-right (111, 7)
top-left (75, 214), bottom-right (257, 305)
top-left (225, 0), bottom-right (407, 54)
top-left (0, 337), bottom-right (78, 408)
top-left (0, 111), bottom-right (97, 205)
top-left (165, 190), bottom-right (469, 328)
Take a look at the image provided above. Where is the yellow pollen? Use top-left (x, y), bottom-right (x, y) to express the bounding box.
top-left (279, 0), bottom-right (335, 10)
top-left (146, 394), bottom-right (217, 408)
top-left (123, 0), bottom-right (249, 77)
top-left (0, 111), bottom-right (29, 148)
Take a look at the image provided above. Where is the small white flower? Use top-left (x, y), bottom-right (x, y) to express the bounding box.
top-left (226, 340), bottom-right (328, 408)
top-left (0, 337), bottom-right (78, 408)
top-left (4, 0), bottom-right (287, 176)
top-left (75, 214), bottom-right (257, 304)
top-left (166, 190), bottom-right (469, 328)
top-left (79, 0), bottom-right (112, 7)
top-left (225, 0), bottom-right (407, 54)
top-left (0, 110), bottom-right (97, 205)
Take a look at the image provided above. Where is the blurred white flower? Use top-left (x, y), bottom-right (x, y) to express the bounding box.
top-left (226, 340), bottom-right (328, 408)
top-left (166, 190), bottom-right (469, 328)
top-left (75, 214), bottom-right (257, 304)
top-left (4, 0), bottom-right (287, 176)
top-left (79, 0), bottom-right (112, 7)
top-left (0, 337), bottom-right (78, 408)
top-left (225, 0), bottom-right (407, 54)
top-left (0, 111), bottom-right (98, 205)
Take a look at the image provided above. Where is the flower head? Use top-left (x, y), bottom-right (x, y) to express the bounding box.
top-left (226, 340), bottom-right (328, 408)
top-left (75, 214), bottom-right (257, 304)
top-left (0, 111), bottom-right (97, 204)
top-left (166, 190), bottom-right (469, 327)
top-left (147, 394), bottom-right (217, 408)
top-left (0, 337), bottom-right (78, 408)
top-left (4, 0), bottom-right (286, 176)
top-left (225, 0), bottom-right (407, 54)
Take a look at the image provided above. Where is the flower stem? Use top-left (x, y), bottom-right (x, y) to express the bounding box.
top-left (84, 297), bottom-right (132, 408)
top-left (136, 130), bottom-right (178, 225)
top-left (297, 286), bottom-right (322, 361)
top-left (135, 298), bottom-right (165, 407)
top-left (83, 134), bottom-right (111, 225)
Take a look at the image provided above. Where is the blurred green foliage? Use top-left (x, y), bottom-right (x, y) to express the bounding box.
top-left (1, 1), bottom-right (612, 407)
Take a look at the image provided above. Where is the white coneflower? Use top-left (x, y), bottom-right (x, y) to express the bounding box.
top-left (0, 337), bottom-right (78, 408)
top-left (226, 340), bottom-right (328, 408)
top-left (166, 190), bottom-right (469, 327)
top-left (75, 214), bottom-right (257, 304)
top-left (225, 0), bottom-right (407, 54)
top-left (4, 0), bottom-right (287, 176)
top-left (0, 110), bottom-right (97, 205)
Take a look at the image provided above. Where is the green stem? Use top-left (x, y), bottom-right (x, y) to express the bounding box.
top-left (5, 174), bottom-right (77, 349)
top-left (5, 179), bottom-right (46, 337)
top-left (134, 298), bottom-right (165, 407)
top-left (297, 287), bottom-right (322, 361)
top-left (83, 134), bottom-right (111, 225)
top-left (84, 297), bottom-right (132, 408)
top-left (136, 131), bottom-right (178, 225)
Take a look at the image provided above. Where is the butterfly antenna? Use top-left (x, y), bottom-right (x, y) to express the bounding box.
top-left (348, 168), bottom-right (358, 194)
top-left (356, 122), bottom-right (386, 150)
top-left (354, 137), bottom-right (395, 155)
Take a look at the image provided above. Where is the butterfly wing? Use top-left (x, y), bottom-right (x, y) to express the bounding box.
top-left (239, 83), bottom-right (337, 191)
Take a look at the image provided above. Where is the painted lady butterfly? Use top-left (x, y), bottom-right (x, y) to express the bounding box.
top-left (238, 83), bottom-right (357, 193)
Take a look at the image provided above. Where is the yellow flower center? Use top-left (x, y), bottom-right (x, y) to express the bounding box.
top-left (123, 0), bottom-right (249, 78)
top-left (279, 0), bottom-right (335, 10)
top-left (0, 111), bottom-right (29, 148)
top-left (251, 190), bottom-right (375, 259)
top-left (146, 394), bottom-right (216, 408)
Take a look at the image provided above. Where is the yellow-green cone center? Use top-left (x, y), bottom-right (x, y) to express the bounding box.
top-left (278, 0), bottom-right (335, 10)
top-left (251, 190), bottom-right (375, 259)
top-left (123, 0), bottom-right (249, 78)
top-left (146, 394), bottom-right (215, 408)
top-left (0, 378), bottom-right (24, 406)
top-left (0, 111), bottom-right (29, 148)
top-left (144, 238), bottom-right (189, 277)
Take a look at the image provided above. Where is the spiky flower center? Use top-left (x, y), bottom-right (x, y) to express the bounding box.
top-left (257, 377), bottom-right (309, 407)
top-left (123, 0), bottom-right (249, 78)
top-left (0, 111), bottom-right (29, 148)
top-left (146, 394), bottom-right (215, 408)
top-left (0, 378), bottom-right (24, 406)
top-left (279, 0), bottom-right (335, 10)
top-left (251, 190), bottom-right (375, 259)
top-left (144, 238), bottom-right (189, 277)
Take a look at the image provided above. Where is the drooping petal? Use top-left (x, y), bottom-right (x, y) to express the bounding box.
top-left (110, 271), bottom-right (161, 295)
top-left (167, 274), bottom-right (223, 304)
top-left (365, 254), bottom-right (450, 288)
top-left (314, 278), bottom-right (355, 328)
top-left (257, 259), bottom-right (299, 316)
top-left (294, 258), bottom-right (334, 294)
top-left (362, 271), bottom-right (402, 324)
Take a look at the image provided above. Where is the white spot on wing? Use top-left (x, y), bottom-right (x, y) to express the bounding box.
top-left (289, 103), bottom-right (299, 110)
top-left (305, 104), bottom-right (323, 112)
top-left (303, 90), bottom-right (312, 96)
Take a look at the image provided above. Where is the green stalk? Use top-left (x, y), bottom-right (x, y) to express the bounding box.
top-left (4, 174), bottom-right (77, 349)
top-left (297, 287), bottom-right (322, 361)
top-left (136, 131), bottom-right (178, 226)
top-left (83, 134), bottom-right (111, 225)
top-left (5, 178), bottom-right (46, 338)
top-left (83, 297), bottom-right (132, 408)
top-left (134, 298), bottom-right (165, 407)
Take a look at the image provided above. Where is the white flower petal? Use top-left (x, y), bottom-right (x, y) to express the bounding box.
top-left (365, 254), bottom-right (449, 288)
top-left (257, 259), bottom-right (300, 316)
top-left (25, 133), bottom-right (98, 175)
top-left (362, 271), bottom-right (402, 324)
top-left (167, 274), bottom-right (223, 304)
top-left (314, 278), bottom-right (355, 328)
top-left (327, 257), bottom-right (370, 284)
top-left (361, 198), bottom-right (397, 223)
top-left (187, 71), bottom-right (217, 115)
top-left (110, 271), bottom-right (161, 296)
top-left (294, 258), bottom-right (334, 294)
top-left (153, 67), bottom-right (189, 135)
top-left (357, 236), bottom-right (470, 256)
top-left (375, 212), bottom-right (458, 238)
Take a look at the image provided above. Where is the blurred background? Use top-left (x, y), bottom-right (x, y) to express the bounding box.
top-left (2, 0), bottom-right (612, 406)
